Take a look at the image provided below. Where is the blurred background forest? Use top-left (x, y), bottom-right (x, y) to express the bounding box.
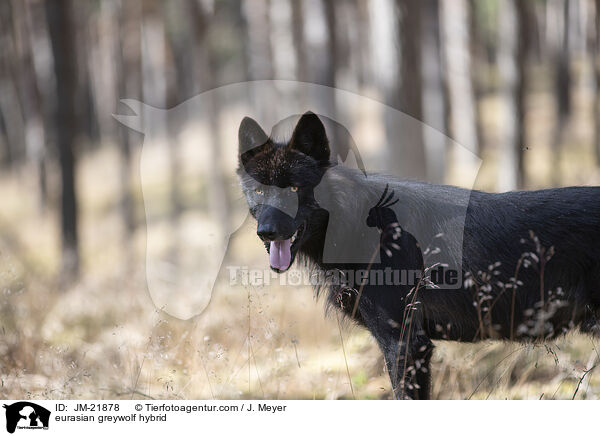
top-left (1, 0), bottom-right (600, 400)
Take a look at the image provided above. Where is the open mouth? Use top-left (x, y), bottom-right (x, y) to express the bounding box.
top-left (265, 222), bottom-right (306, 273)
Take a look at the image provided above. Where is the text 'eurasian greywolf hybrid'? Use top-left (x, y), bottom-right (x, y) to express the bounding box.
top-left (237, 111), bottom-right (600, 399)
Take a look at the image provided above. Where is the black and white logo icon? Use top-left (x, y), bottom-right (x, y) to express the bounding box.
top-left (3, 402), bottom-right (50, 433)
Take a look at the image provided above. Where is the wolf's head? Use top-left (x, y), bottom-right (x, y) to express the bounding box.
top-left (237, 112), bottom-right (331, 272)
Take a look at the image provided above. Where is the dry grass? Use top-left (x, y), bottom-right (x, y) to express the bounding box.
top-left (2, 228), bottom-right (599, 400)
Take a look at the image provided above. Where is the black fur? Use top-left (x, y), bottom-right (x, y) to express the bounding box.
top-left (237, 112), bottom-right (600, 399)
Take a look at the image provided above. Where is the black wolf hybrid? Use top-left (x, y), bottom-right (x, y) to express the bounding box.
top-left (237, 111), bottom-right (600, 399)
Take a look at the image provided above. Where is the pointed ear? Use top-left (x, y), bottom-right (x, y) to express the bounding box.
top-left (289, 112), bottom-right (330, 163)
top-left (238, 117), bottom-right (270, 168)
top-left (238, 117), bottom-right (268, 155)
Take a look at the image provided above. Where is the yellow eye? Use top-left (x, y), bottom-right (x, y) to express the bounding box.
top-left (255, 188), bottom-right (263, 195)
top-left (290, 186), bottom-right (298, 192)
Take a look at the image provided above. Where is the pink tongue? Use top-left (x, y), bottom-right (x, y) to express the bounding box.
top-left (269, 239), bottom-right (292, 270)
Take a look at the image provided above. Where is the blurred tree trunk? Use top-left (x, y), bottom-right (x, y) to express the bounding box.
top-left (468, 0), bottom-right (485, 155)
top-left (8, 0), bottom-right (47, 195)
top-left (242, 0), bottom-right (275, 123)
top-left (0, 1), bottom-right (26, 168)
top-left (24, 0), bottom-right (58, 210)
top-left (269, 0), bottom-right (295, 83)
top-left (354, 0), bottom-right (371, 87)
top-left (497, 0), bottom-right (531, 191)
top-left (515, 0), bottom-right (532, 188)
top-left (323, 0), bottom-right (337, 88)
top-left (161, 1), bottom-right (186, 265)
top-left (322, 0), bottom-right (339, 139)
top-left (234, 0), bottom-right (251, 84)
top-left (87, 1), bottom-right (114, 148)
top-left (116, 0), bottom-right (141, 244)
top-left (440, 0), bottom-right (479, 168)
top-left (552, 0), bottom-right (571, 185)
top-left (291, 0), bottom-right (308, 83)
top-left (16, 0), bottom-right (48, 211)
top-left (398, 0), bottom-right (422, 119)
top-left (244, 0), bottom-right (274, 80)
top-left (73, 2), bottom-right (100, 148)
top-left (329, 1), bottom-right (352, 86)
top-left (396, 0), bottom-right (426, 179)
top-left (595, 0), bottom-right (600, 165)
top-left (164, 1), bottom-right (188, 226)
top-left (190, 0), bottom-right (230, 235)
top-left (372, 0), bottom-right (402, 174)
top-left (0, 108), bottom-right (7, 167)
top-left (532, 1), bottom-right (546, 62)
top-left (421, 0), bottom-right (446, 183)
top-left (46, 0), bottom-right (80, 281)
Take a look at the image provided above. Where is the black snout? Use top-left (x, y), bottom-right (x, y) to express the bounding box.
top-left (257, 206), bottom-right (295, 241)
top-left (257, 223), bottom-right (278, 241)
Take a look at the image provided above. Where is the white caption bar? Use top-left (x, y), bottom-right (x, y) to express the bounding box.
top-left (0, 400), bottom-right (594, 436)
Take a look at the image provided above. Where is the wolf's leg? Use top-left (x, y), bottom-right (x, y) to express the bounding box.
top-left (354, 294), bottom-right (404, 398)
top-left (411, 335), bottom-right (434, 400)
top-left (380, 334), bottom-right (433, 400)
top-left (383, 342), bottom-right (413, 400)
top-left (357, 293), bottom-right (431, 399)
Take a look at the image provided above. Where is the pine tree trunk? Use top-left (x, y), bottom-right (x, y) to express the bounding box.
top-left (595, 0), bottom-right (600, 165)
top-left (11, 0), bottom-right (48, 209)
top-left (515, 0), bottom-right (532, 188)
top-left (190, 0), bottom-right (230, 235)
top-left (440, 0), bottom-right (479, 169)
top-left (397, 0), bottom-right (426, 179)
top-left (421, 0), bottom-right (446, 183)
top-left (116, 0), bottom-right (140, 242)
top-left (291, 0), bottom-right (308, 83)
top-left (552, 0), bottom-right (571, 185)
top-left (46, 0), bottom-right (80, 281)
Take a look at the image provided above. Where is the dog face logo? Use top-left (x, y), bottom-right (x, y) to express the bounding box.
top-left (114, 80), bottom-right (481, 318)
top-left (3, 402), bottom-right (50, 433)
